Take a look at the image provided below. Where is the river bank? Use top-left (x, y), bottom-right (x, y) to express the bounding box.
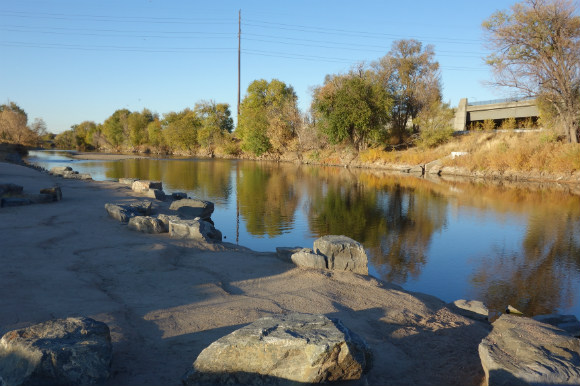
top-left (0, 159), bottom-right (495, 385)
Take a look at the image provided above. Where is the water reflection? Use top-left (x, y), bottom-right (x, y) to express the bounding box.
top-left (26, 150), bottom-right (580, 317)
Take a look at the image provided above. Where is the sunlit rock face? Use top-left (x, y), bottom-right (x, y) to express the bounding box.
top-left (183, 313), bottom-right (371, 386)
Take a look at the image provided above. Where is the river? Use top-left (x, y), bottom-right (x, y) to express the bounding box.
top-left (26, 150), bottom-right (580, 319)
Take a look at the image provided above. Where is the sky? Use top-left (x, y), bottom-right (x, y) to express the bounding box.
top-left (1, 0), bottom-right (522, 134)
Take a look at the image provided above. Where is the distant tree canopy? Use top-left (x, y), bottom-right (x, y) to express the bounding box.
top-left (237, 79), bottom-right (300, 156)
top-left (483, 0), bottom-right (580, 143)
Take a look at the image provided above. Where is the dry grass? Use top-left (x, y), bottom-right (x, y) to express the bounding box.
top-left (359, 131), bottom-right (580, 174)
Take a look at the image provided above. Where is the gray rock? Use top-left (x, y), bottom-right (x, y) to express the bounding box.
top-left (118, 177), bottom-right (138, 185)
top-left (50, 166), bottom-right (72, 175)
top-left (532, 314), bottom-right (580, 338)
top-left (0, 317), bottom-right (112, 386)
top-left (0, 183), bottom-right (23, 196)
top-left (313, 235), bottom-right (369, 275)
top-left (451, 299), bottom-right (489, 322)
top-left (275, 247), bottom-right (303, 263)
top-left (505, 305), bottom-right (524, 315)
top-left (291, 248), bottom-right (327, 269)
top-left (104, 203), bottom-right (135, 223)
top-left (104, 201), bottom-right (153, 223)
top-left (183, 313), bottom-right (371, 386)
top-left (144, 189), bottom-right (166, 201)
top-left (157, 214), bottom-right (182, 232)
top-left (0, 198), bottom-right (32, 208)
top-left (128, 216), bottom-right (166, 234)
top-left (39, 187), bottom-right (62, 202)
top-left (169, 199), bottom-right (214, 220)
top-left (479, 314), bottom-right (580, 386)
top-left (132, 180), bottom-right (162, 193)
top-left (169, 218), bottom-right (222, 242)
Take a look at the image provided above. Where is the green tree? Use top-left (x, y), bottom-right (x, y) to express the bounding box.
top-left (69, 121), bottom-right (98, 150)
top-left (127, 109), bottom-right (155, 148)
top-left (312, 68), bottom-right (391, 150)
top-left (415, 102), bottom-right (455, 148)
top-left (237, 79), bottom-right (300, 156)
top-left (373, 39), bottom-right (442, 144)
top-left (194, 101), bottom-right (234, 156)
top-left (162, 109), bottom-right (200, 153)
top-left (483, 0), bottom-right (580, 143)
top-left (102, 109), bottom-right (130, 149)
top-left (147, 119), bottom-right (165, 151)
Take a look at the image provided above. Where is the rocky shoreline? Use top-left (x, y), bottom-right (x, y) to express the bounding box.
top-left (1, 157), bottom-right (579, 385)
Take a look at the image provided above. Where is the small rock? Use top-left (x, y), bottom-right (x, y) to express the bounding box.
top-left (39, 187), bottom-right (62, 201)
top-left (0, 183), bottom-right (23, 196)
top-left (118, 177), bottom-right (139, 185)
top-left (0, 198), bottom-right (32, 208)
top-left (104, 203), bottom-right (135, 223)
top-left (532, 314), bottom-right (580, 338)
top-left (183, 313), bottom-right (371, 386)
top-left (505, 305), bottom-right (524, 315)
top-left (128, 216), bottom-right (166, 234)
top-left (144, 189), bottom-right (166, 200)
top-left (479, 314), bottom-right (580, 386)
top-left (275, 246), bottom-right (303, 263)
top-left (169, 198), bottom-right (214, 220)
top-left (169, 218), bottom-right (222, 242)
top-left (451, 300), bottom-right (489, 322)
top-left (313, 235), bottom-right (368, 275)
top-left (50, 166), bottom-right (72, 175)
top-left (0, 317), bottom-right (112, 386)
top-left (171, 192), bottom-right (188, 200)
top-left (132, 180), bottom-right (162, 193)
top-left (291, 248), bottom-right (327, 269)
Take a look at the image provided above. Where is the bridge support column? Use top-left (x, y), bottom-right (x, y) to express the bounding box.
top-left (453, 98), bottom-right (468, 131)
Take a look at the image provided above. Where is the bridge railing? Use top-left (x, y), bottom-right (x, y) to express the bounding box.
top-left (467, 96), bottom-right (535, 106)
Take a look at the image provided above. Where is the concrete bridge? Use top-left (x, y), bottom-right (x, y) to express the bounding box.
top-left (453, 97), bottom-right (539, 131)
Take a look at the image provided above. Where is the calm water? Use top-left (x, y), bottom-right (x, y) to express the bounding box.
top-left (26, 150), bottom-right (580, 319)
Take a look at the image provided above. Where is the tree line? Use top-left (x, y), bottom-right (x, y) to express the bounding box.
top-left (2, 0), bottom-right (578, 154)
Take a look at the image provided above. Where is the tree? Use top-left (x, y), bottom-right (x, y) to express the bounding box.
top-left (237, 79), bottom-right (300, 156)
top-left (127, 109), bottom-right (155, 148)
top-left (0, 102), bottom-right (37, 145)
top-left (162, 109), bottom-right (200, 153)
top-left (373, 39), bottom-right (442, 144)
top-left (414, 102), bottom-right (455, 148)
top-left (312, 68), bottom-right (391, 150)
top-left (194, 101), bottom-right (234, 156)
top-left (483, 0), bottom-right (580, 143)
top-left (102, 109), bottom-right (130, 149)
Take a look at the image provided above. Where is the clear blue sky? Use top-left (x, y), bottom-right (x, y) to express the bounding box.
top-left (1, 0), bottom-right (520, 134)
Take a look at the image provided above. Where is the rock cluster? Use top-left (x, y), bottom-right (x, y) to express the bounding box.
top-left (0, 183), bottom-right (62, 208)
top-left (183, 313), bottom-right (371, 386)
top-left (50, 166), bottom-right (92, 180)
top-left (0, 317), bottom-right (112, 386)
top-left (280, 235), bottom-right (369, 275)
top-left (104, 178), bottom-right (221, 242)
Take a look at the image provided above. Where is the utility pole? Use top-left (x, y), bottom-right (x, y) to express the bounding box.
top-left (237, 9), bottom-right (241, 119)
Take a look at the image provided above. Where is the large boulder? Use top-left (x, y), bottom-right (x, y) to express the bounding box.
top-left (157, 214), bottom-right (182, 232)
top-left (0, 317), bottom-right (112, 386)
top-left (118, 177), bottom-right (138, 186)
top-left (183, 313), bottom-right (371, 386)
top-left (275, 246), bottom-right (303, 263)
top-left (479, 314), bottom-right (580, 386)
top-left (169, 199), bottom-right (214, 220)
top-left (131, 180), bottom-right (162, 193)
top-left (128, 216), bottom-right (166, 234)
top-left (313, 235), bottom-right (368, 275)
top-left (169, 218), bottom-right (222, 242)
top-left (50, 166), bottom-right (72, 175)
top-left (450, 299), bottom-right (489, 322)
top-left (291, 248), bottom-right (327, 269)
